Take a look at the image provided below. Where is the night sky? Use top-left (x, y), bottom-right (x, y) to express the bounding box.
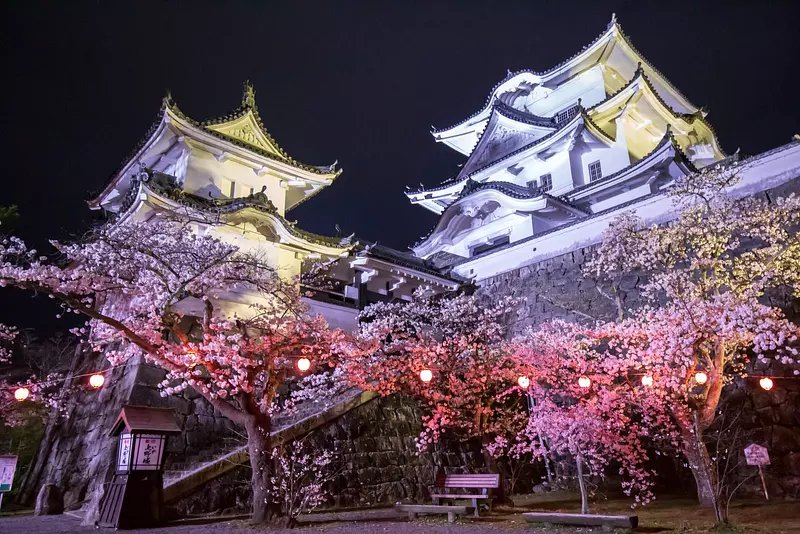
top-left (1, 0), bottom-right (799, 332)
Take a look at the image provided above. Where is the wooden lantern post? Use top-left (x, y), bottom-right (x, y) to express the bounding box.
top-left (97, 405), bottom-right (180, 529)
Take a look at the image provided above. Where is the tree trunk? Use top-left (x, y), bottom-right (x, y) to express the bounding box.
top-left (246, 421), bottom-right (280, 524)
top-left (575, 454), bottom-right (590, 515)
top-left (480, 435), bottom-right (509, 507)
top-left (683, 429), bottom-right (727, 524)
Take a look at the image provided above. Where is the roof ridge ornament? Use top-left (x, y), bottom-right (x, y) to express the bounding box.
top-left (242, 80), bottom-right (256, 110)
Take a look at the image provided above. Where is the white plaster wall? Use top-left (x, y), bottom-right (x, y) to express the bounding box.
top-left (183, 150), bottom-right (288, 215)
top-left (303, 298), bottom-right (359, 332)
top-left (575, 139), bottom-right (631, 187)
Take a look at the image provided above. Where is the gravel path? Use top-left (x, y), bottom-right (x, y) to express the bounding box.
top-left (0, 511), bottom-right (539, 534)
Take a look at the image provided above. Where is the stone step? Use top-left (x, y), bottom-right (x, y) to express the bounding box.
top-left (162, 389), bottom-right (379, 503)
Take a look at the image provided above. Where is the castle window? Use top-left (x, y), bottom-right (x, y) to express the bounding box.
top-left (219, 178), bottom-right (236, 198)
top-left (555, 104), bottom-right (579, 123)
top-left (540, 173), bottom-right (552, 192)
top-left (588, 161), bottom-right (602, 182)
top-left (526, 179), bottom-right (538, 189)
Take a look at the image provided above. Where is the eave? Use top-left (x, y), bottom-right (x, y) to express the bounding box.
top-left (408, 109), bottom-right (611, 211)
top-left (114, 177), bottom-right (352, 257)
top-left (412, 186), bottom-right (587, 258)
top-left (348, 256), bottom-right (460, 291)
top-left (566, 128), bottom-right (697, 203)
top-left (586, 67), bottom-right (725, 160)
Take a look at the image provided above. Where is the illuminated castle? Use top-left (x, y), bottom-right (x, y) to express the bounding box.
top-left (406, 16), bottom-right (798, 282)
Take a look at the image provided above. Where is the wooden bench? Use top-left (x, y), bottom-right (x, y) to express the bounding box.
top-left (430, 473), bottom-right (500, 517)
top-left (395, 504), bottom-right (474, 523)
top-left (523, 512), bottom-right (638, 530)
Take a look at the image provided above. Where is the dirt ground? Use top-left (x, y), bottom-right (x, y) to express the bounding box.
top-left (1, 494), bottom-right (798, 533)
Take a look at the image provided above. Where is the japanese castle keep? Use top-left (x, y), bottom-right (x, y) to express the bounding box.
top-left (21, 15), bottom-right (800, 517)
top-left (408, 15), bottom-right (799, 287)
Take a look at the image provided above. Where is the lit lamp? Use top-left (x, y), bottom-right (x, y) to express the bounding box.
top-left (99, 405), bottom-right (181, 529)
top-left (759, 377), bottom-right (774, 391)
top-left (641, 375), bottom-right (654, 387)
top-left (695, 372), bottom-right (708, 385)
top-left (14, 387), bottom-right (30, 401)
top-left (578, 376), bottom-right (591, 389)
top-left (89, 374), bottom-right (105, 389)
top-left (296, 358), bottom-right (311, 372)
top-left (419, 369), bottom-right (433, 383)
top-left (517, 376), bottom-right (530, 389)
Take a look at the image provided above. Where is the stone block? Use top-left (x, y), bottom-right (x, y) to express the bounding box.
top-left (34, 484), bottom-right (64, 516)
top-left (770, 425), bottom-right (800, 453)
top-left (135, 364), bottom-right (168, 386)
top-left (165, 395), bottom-right (190, 414)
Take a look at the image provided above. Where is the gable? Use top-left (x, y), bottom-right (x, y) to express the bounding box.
top-left (459, 111), bottom-right (556, 178)
top-left (205, 112), bottom-right (284, 158)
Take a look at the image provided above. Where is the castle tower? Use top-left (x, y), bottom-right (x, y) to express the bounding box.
top-left (407, 16), bottom-right (728, 275)
top-left (89, 82), bottom-right (352, 281)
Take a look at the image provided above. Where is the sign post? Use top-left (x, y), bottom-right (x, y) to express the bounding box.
top-left (0, 455), bottom-right (18, 511)
top-left (744, 443), bottom-right (770, 500)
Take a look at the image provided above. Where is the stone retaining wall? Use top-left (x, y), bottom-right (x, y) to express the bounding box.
top-left (171, 393), bottom-right (488, 515)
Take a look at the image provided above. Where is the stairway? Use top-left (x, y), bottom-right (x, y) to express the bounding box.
top-left (162, 389), bottom-right (378, 503)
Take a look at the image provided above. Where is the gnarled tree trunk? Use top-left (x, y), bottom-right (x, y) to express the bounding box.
top-left (682, 429), bottom-right (727, 524)
top-left (245, 419), bottom-right (280, 524)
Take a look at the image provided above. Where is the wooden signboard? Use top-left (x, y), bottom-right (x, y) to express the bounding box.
top-left (744, 443), bottom-right (770, 466)
top-left (0, 455), bottom-right (18, 510)
top-left (744, 443), bottom-right (770, 500)
top-left (0, 455), bottom-right (17, 492)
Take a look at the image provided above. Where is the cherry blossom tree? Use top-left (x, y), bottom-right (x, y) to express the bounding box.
top-left (342, 292), bottom-right (529, 489)
top-left (501, 320), bottom-right (660, 513)
top-left (0, 219), bottom-right (354, 523)
top-left (268, 433), bottom-right (336, 527)
top-left (583, 167), bottom-right (800, 523)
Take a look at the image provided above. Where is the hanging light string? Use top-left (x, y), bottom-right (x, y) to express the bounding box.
top-left (512, 372), bottom-right (800, 392)
top-left (2, 365), bottom-right (117, 393)
top-left (8, 352), bottom-right (319, 400)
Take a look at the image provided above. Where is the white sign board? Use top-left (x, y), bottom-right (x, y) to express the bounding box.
top-left (0, 455), bottom-right (18, 492)
top-left (744, 443), bottom-right (770, 466)
top-left (118, 433), bottom-right (132, 470)
top-left (133, 434), bottom-right (164, 470)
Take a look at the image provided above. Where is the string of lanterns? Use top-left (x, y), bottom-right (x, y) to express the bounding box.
top-left (11, 354), bottom-right (316, 403)
top-left (10, 368), bottom-right (110, 402)
top-left (7, 361), bottom-right (787, 403)
top-left (417, 368), bottom-right (787, 393)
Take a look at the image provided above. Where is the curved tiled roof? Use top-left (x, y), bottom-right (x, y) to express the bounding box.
top-left (588, 66), bottom-right (726, 156)
top-left (352, 239), bottom-right (465, 283)
top-left (166, 82), bottom-right (339, 176)
top-left (90, 83), bottom-right (338, 208)
top-left (117, 169), bottom-right (351, 249)
top-left (565, 127), bottom-right (697, 198)
top-left (457, 178), bottom-right (543, 200)
top-left (493, 101), bottom-right (557, 128)
top-left (412, 179), bottom-right (589, 250)
top-left (431, 17), bottom-right (699, 137)
top-left (411, 108), bottom-right (607, 197)
top-left (463, 109), bottom-right (610, 180)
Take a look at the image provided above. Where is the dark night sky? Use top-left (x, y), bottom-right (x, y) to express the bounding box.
top-left (1, 0), bottom-right (799, 332)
